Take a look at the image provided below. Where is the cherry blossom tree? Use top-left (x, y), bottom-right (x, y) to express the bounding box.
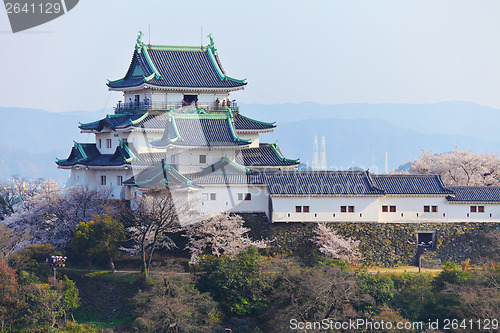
top-left (120, 190), bottom-right (180, 278)
top-left (310, 224), bottom-right (362, 264)
top-left (408, 149), bottom-right (500, 186)
top-left (0, 178), bottom-right (45, 221)
top-left (184, 213), bottom-right (266, 264)
top-left (4, 182), bottom-right (113, 249)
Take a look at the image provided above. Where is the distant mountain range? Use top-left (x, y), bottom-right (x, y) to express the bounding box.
top-left (0, 101), bottom-right (498, 183)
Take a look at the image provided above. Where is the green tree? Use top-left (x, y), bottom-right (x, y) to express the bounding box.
top-left (197, 246), bottom-right (273, 316)
top-left (391, 272), bottom-right (434, 321)
top-left (11, 274), bottom-right (80, 331)
top-left (132, 276), bottom-right (221, 332)
top-left (9, 243), bottom-right (61, 277)
top-left (71, 214), bottom-right (125, 272)
top-left (358, 272), bottom-right (395, 306)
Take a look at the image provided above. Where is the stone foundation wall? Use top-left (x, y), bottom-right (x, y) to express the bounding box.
top-left (240, 213), bottom-right (500, 267)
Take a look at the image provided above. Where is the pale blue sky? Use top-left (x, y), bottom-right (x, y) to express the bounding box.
top-left (1, 0), bottom-right (500, 112)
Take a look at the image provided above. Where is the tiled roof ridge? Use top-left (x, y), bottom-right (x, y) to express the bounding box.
top-left (108, 32), bottom-right (246, 89)
top-left (365, 171), bottom-right (386, 193)
top-left (372, 173), bottom-right (440, 177)
top-left (448, 185), bottom-right (500, 188)
top-left (268, 142), bottom-right (299, 163)
top-left (238, 114), bottom-right (276, 127)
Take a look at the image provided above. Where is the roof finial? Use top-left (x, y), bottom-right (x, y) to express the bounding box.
top-left (136, 31), bottom-right (144, 51)
top-left (207, 33), bottom-right (214, 47)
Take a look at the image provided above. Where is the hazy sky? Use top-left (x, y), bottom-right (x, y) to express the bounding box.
top-left (1, 0), bottom-right (500, 112)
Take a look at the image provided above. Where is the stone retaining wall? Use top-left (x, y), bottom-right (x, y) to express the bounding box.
top-left (240, 213), bottom-right (500, 267)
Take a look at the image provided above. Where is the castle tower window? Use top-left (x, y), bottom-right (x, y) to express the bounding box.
top-left (432, 206), bottom-right (438, 213)
top-left (348, 206), bottom-right (355, 213)
top-left (209, 193), bottom-right (216, 201)
top-left (389, 206), bottom-right (396, 212)
top-left (303, 206), bottom-right (310, 213)
top-left (296, 206), bottom-right (302, 213)
top-left (98, 139), bottom-right (102, 148)
top-left (424, 205), bottom-right (430, 212)
top-left (117, 176), bottom-right (123, 185)
top-left (101, 175), bottom-right (107, 186)
top-left (237, 193), bottom-right (252, 201)
top-left (382, 205), bottom-right (388, 212)
top-left (183, 95), bottom-right (198, 105)
top-left (340, 206), bottom-right (347, 213)
top-left (199, 155), bottom-right (207, 164)
top-left (106, 139), bottom-right (112, 148)
top-left (478, 206), bottom-right (485, 213)
top-left (470, 206), bottom-right (477, 213)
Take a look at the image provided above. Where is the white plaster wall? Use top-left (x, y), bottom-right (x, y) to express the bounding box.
top-left (176, 149), bottom-right (235, 174)
top-left (215, 93), bottom-right (229, 101)
top-left (67, 168), bottom-right (132, 199)
top-left (167, 93), bottom-right (183, 105)
top-left (151, 91), bottom-right (167, 104)
top-left (95, 132), bottom-right (130, 154)
top-left (271, 196), bottom-right (380, 222)
top-left (189, 185), bottom-right (268, 216)
top-left (198, 94), bottom-right (215, 103)
top-left (377, 196), bottom-right (449, 223)
top-left (129, 130), bottom-right (164, 154)
top-left (446, 203), bottom-right (500, 222)
top-left (236, 133), bottom-right (259, 148)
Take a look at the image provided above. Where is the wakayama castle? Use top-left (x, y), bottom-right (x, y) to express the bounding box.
top-left (57, 33), bottom-right (500, 223)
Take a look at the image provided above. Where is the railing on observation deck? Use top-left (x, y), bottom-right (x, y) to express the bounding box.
top-left (114, 101), bottom-right (239, 114)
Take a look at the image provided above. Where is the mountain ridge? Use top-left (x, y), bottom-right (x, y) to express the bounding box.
top-left (0, 101), bottom-right (497, 183)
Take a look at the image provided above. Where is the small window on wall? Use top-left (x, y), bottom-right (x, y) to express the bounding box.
top-left (470, 206), bottom-right (477, 213)
top-left (478, 206), bottom-right (485, 213)
top-left (432, 206), bottom-right (438, 212)
top-left (101, 175), bottom-right (107, 186)
top-left (296, 206), bottom-right (302, 213)
top-left (210, 193), bottom-right (216, 201)
top-left (303, 206), bottom-right (310, 213)
top-left (237, 193), bottom-right (252, 201)
top-left (340, 206), bottom-right (347, 213)
top-left (348, 206), bottom-right (355, 213)
top-left (117, 176), bottom-right (123, 185)
top-left (389, 206), bottom-right (396, 212)
top-left (98, 139), bottom-right (102, 148)
top-left (106, 139), bottom-right (112, 148)
top-left (199, 154), bottom-right (207, 164)
top-left (382, 205), bottom-right (388, 212)
top-left (424, 205), bottom-right (430, 212)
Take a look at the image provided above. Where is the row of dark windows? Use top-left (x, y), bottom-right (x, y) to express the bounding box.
top-left (295, 205), bottom-right (444, 214)
top-left (203, 193), bottom-right (252, 201)
top-left (470, 205), bottom-right (485, 213)
top-left (98, 138), bottom-right (128, 149)
top-left (296, 206), bottom-right (356, 213)
top-left (100, 175), bottom-right (123, 186)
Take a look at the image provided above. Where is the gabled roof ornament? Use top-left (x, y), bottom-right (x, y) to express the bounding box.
top-left (136, 31), bottom-right (144, 53)
top-left (207, 33), bottom-right (217, 55)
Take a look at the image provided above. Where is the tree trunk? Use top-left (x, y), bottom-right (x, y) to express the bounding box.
top-left (107, 248), bottom-right (116, 273)
top-left (141, 246), bottom-right (148, 279)
top-left (88, 257), bottom-right (93, 273)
